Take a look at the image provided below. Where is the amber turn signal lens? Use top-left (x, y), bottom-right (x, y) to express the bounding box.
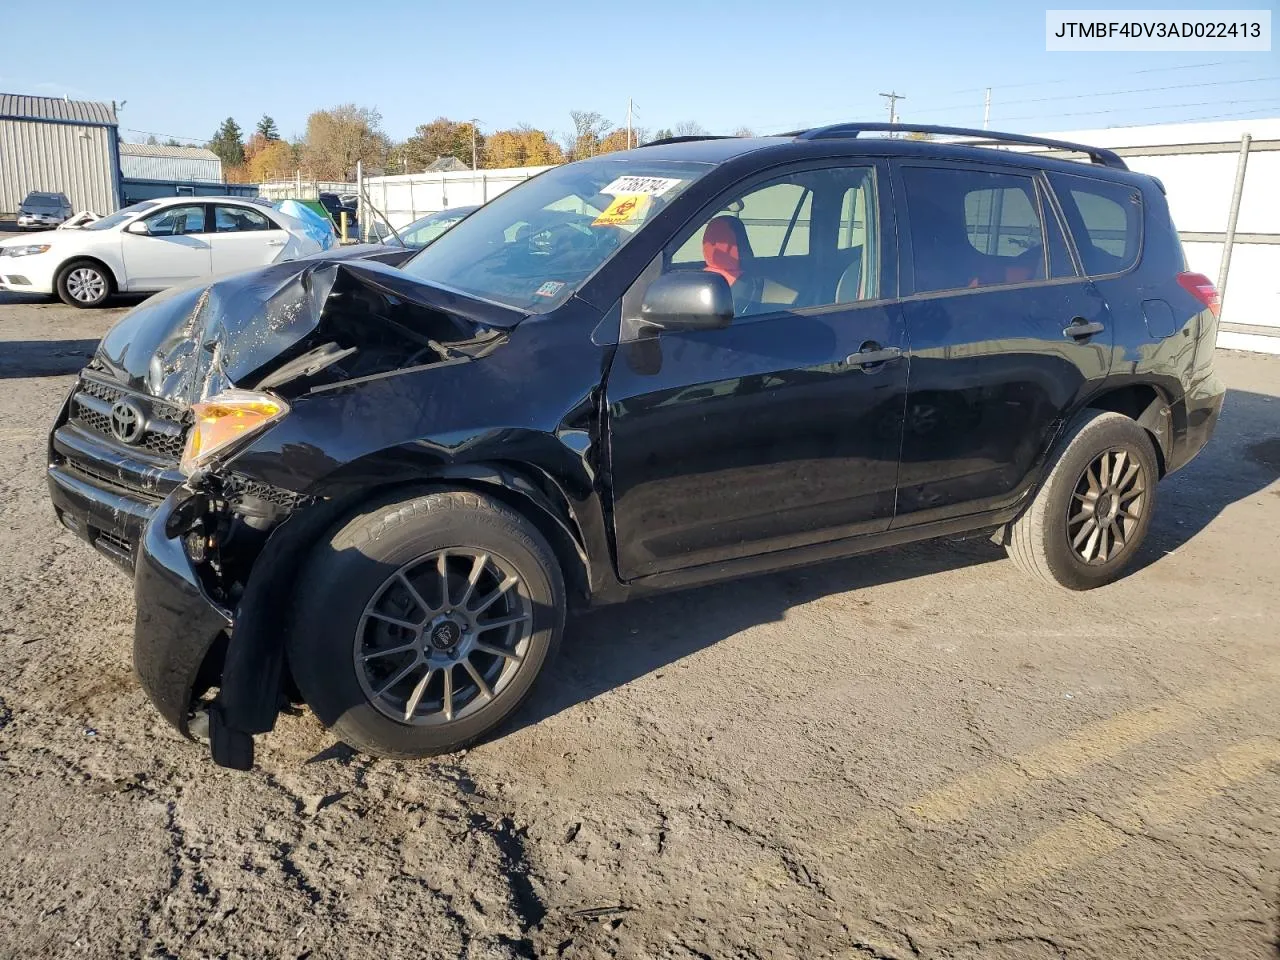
top-left (180, 390), bottom-right (288, 475)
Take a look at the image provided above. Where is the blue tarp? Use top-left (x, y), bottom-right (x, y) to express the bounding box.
top-left (274, 199), bottom-right (336, 251)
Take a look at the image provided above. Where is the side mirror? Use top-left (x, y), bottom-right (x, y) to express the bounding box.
top-left (125, 220), bottom-right (150, 236)
top-left (639, 271), bottom-right (733, 333)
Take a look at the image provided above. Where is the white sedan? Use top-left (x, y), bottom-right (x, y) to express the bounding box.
top-left (0, 196), bottom-right (327, 307)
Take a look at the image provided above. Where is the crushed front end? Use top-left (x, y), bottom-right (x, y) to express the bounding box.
top-left (48, 257), bottom-right (518, 768)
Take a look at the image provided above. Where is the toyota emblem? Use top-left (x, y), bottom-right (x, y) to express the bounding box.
top-left (109, 400), bottom-right (144, 445)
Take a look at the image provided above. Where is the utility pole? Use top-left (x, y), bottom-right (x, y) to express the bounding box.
top-left (626, 98), bottom-right (633, 149)
top-left (469, 117), bottom-right (481, 171)
top-left (879, 91), bottom-right (904, 134)
top-left (983, 88), bottom-right (992, 129)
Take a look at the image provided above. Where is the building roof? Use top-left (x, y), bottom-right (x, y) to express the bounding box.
top-left (0, 92), bottom-right (117, 126)
top-left (120, 142), bottom-right (220, 161)
top-left (424, 155), bottom-right (469, 172)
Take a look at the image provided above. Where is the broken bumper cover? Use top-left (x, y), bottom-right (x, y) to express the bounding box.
top-left (133, 491), bottom-right (231, 742)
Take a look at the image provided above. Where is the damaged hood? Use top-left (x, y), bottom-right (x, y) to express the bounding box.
top-left (95, 258), bottom-right (525, 403)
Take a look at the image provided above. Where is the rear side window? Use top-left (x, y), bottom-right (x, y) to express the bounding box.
top-left (214, 205), bottom-right (272, 232)
top-left (1048, 173), bottom-right (1142, 276)
top-left (901, 167), bottom-right (1046, 293)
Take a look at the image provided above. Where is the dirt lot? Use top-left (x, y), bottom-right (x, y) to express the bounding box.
top-left (1, 291), bottom-right (1277, 960)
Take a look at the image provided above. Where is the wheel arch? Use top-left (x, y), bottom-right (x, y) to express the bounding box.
top-left (214, 460), bottom-right (593, 744)
top-left (55, 254), bottom-right (120, 292)
top-left (1085, 382), bottom-right (1173, 476)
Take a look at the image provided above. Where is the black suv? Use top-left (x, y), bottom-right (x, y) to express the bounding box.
top-left (46, 124), bottom-right (1224, 769)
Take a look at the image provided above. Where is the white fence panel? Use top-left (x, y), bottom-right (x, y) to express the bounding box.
top-left (257, 179), bottom-right (357, 201)
top-left (360, 166), bottom-right (553, 229)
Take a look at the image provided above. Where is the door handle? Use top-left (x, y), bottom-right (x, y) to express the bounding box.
top-left (846, 343), bottom-right (903, 369)
top-left (266, 239), bottom-right (286, 247)
top-left (1063, 318), bottom-right (1105, 340)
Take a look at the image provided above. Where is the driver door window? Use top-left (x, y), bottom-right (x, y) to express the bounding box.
top-left (144, 204), bottom-right (207, 236)
top-left (664, 167), bottom-right (878, 319)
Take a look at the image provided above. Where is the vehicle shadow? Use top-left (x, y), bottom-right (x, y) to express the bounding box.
top-left (504, 386), bottom-right (1278, 737)
top-left (1127, 387), bottom-right (1280, 574)
top-left (506, 534), bottom-right (1004, 738)
top-left (0, 339), bottom-right (100, 378)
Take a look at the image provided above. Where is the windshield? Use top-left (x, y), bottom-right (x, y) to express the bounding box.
top-left (83, 201), bottom-right (161, 231)
top-left (24, 194), bottom-right (64, 210)
top-left (398, 158), bottom-right (711, 312)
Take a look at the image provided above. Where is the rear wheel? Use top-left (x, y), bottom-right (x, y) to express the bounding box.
top-left (55, 260), bottom-right (112, 307)
top-left (288, 489), bottom-right (564, 758)
top-left (1007, 411), bottom-right (1158, 590)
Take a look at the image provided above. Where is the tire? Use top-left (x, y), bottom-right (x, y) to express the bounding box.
top-left (1007, 410), bottom-right (1159, 590)
top-left (55, 259), bottom-right (112, 308)
top-left (288, 489), bottom-right (565, 758)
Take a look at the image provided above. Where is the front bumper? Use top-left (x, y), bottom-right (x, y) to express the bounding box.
top-left (0, 254), bottom-right (57, 293)
top-left (133, 493), bottom-right (232, 738)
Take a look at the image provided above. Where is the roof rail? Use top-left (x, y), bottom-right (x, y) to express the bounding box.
top-left (793, 122), bottom-right (1128, 170)
top-left (641, 134), bottom-right (738, 147)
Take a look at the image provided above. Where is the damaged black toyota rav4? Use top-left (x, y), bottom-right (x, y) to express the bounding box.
top-left (48, 124), bottom-right (1224, 769)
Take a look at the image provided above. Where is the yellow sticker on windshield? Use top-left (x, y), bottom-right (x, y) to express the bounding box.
top-left (592, 194), bottom-right (650, 227)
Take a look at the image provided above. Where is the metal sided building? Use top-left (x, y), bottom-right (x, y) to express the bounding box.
top-left (0, 93), bottom-right (120, 216)
top-left (119, 142), bottom-right (222, 182)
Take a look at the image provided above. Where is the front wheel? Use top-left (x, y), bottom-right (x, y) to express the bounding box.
top-left (288, 489), bottom-right (565, 758)
top-left (1007, 411), bottom-right (1159, 590)
top-left (55, 260), bottom-right (112, 307)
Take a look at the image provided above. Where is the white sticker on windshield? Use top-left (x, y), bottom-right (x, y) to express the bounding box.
top-left (600, 175), bottom-right (684, 198)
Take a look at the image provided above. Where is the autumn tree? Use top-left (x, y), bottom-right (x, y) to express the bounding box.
top-left (245, 133), bottom-right (295, 181)
top-left (402, 118), bottom-right (484, 171)
top-left (256, 115), bottom-right (280, 141)
top-left (208, 117), bottom-right (246, 166)
top-left (482, 125), bottom-right (564, 168)
top-left (597, 128), bottom-right (637, 154)
top-left (301, 104), bottom-right (390, 180)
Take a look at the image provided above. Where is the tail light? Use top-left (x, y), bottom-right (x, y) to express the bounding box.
top-left (1176, 272), bottom-right (1221, 318)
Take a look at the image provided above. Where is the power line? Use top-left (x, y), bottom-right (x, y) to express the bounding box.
top-left (914, 74), bottom-right (1280, 116)
top-left (1107, 104), bottom-right (1280, 127)
top-left (993, 94), bottom-right (1280, 125)
top-left (941, 58), bottom-right (1235, 97)
top-left (124, 126), bottom-right (205, 144)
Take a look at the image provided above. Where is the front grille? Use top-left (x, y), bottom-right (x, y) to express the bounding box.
top-left (76, 401), bottom-right (112, 437)
top-left (70, 376), bottom-right (188, 466)
top-left (62, 460), bottom-right (164, 502)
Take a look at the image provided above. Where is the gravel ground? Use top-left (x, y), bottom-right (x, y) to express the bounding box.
top-left (1, 291), bottom-right (1278, 960)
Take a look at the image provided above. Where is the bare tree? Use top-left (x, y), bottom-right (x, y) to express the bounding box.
top-left (732, 126), bottom-right (757, 137)
top-left (674, 120), bottom-right (709, 137)
top-left (568, 110), bottom-right (611, 159)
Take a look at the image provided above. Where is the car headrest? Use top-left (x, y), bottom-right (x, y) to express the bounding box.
top-left (703, 215), bottom-right (754, 286)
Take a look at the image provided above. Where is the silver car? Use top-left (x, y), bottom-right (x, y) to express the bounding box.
top-left (17, 191), bottom-right (73, 230)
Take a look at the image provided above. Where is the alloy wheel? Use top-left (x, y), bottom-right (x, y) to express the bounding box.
top-left (353, 548), bottom-right (533, 725)
top-left (67, 267), bottom-right (106, 303)
top-left (1066, 447), bottom-right (1147, 565)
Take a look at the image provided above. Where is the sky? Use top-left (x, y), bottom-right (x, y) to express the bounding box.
top-left (3, 0), bottom-right (1277, 145)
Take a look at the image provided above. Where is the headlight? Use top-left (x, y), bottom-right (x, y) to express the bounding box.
top-left (180, 389), bottom-right (288, 475)
top-left (1, 244), bottom-right (51, 257)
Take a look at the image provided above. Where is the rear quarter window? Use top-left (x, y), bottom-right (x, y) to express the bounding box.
top-left (1048, 172), bottom-right (1143, 276)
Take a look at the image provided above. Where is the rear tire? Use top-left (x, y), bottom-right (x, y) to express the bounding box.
top-left (1007, 411), bottom-right (1158, 590)
top-left (288, 489), bottom-right (565, 758)
top-left (55, 259), bottom-right (112, 308)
